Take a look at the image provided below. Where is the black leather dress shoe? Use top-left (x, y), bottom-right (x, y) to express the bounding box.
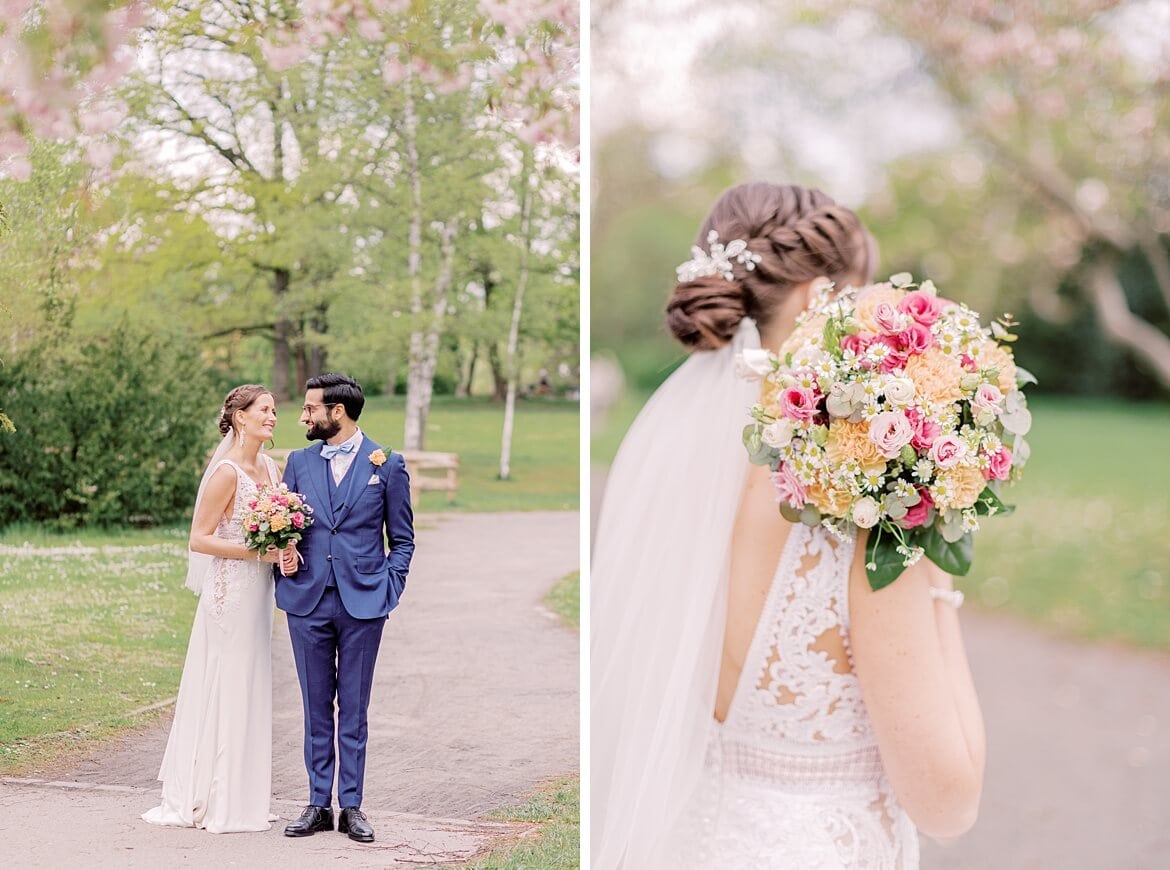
top-left (338, 807), bottom-right (375, 842)
top-left (284, 805), bottom-right (334, 837)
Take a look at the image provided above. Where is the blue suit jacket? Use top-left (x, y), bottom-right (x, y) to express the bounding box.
top-left (275, 437), bottom-right (415, 619)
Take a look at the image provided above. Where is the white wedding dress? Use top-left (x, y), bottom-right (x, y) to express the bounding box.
top-left (592, 319), bottom-right (919, 868)
top-left (142, 458), bottom-right (276, 833)
top-left (669, 523), bottom-right (918, 868)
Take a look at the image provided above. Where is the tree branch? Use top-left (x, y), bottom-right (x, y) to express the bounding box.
top-left (1086, 257), bottom-right (1170, 387)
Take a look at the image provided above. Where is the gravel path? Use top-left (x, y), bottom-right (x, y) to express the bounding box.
top-left (0, 511), bottom-right (579, 868)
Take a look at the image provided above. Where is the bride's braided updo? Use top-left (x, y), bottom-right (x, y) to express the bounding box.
top-left (218, 384), bottom-right (271, 436)
top-left (666, 182), bottom-right (875, 350)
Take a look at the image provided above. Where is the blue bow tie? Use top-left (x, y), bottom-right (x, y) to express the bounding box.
top-left (321, 441), bottom-right (357, 461)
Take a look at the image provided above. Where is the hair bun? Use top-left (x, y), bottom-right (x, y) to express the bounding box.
top-left (666, 274), bottom-right (747, 350)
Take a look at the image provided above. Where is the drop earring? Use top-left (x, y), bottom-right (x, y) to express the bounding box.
top-left (237, 424), bottom-right (245, 447)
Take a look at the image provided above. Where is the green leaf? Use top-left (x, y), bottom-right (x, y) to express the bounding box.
top-left (974, 485), bottom-right (1015, 517)
top-left (866, 533), bottom-right (908, 591)
top-left (921, 526), bottom-right (974, 575)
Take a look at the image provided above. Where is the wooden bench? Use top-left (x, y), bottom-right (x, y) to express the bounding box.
top-left (265, 447), bottom-right (459, 508)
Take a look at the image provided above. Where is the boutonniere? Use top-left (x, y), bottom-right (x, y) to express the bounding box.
top-left (369, 449), bottom-right (387, 467)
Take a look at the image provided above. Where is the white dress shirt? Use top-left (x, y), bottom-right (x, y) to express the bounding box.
top-left (327, 428), bottom-right (364, 487)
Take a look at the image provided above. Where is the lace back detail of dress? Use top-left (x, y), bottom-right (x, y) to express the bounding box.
top-left (727, 523), bottom-right (870, 747)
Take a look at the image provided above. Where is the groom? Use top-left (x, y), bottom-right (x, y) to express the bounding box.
top-left (276, 373), bottom-right (414, 843)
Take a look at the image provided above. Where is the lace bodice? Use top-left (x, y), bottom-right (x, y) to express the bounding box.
top-left (673, 523), bottom-right (919, 869)
top-left (206, 458), bottom-right (276, 624)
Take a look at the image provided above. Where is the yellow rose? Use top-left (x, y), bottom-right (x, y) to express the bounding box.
top-left (935, 465), bottom-right (985, 510)
top-left (972, 340), bottom-right (1017, 394)
top-left (902, 349), bottom-right (965, 406)
top-left (369, 449), bottom-right (387, 467)
top-left (825, 420), bottom-right (887, 473)
top-left (806, 481), bottom-right (854, 517)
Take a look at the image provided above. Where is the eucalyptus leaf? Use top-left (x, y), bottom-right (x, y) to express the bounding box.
top-left (778, 501), bottom-right (804, 523)
top-left (743, 424), bottom-right (773, 464)
top-left (1015, 366), bottom-right (1038, 387)
top-left (1001, 406), bottom-right (1032, 436)
top-left (921, 526), bottom-right (974, 575)
top-left (939, 510), bottom-right (966, 543)
top-left (798, 504), bottom-right (822, 527)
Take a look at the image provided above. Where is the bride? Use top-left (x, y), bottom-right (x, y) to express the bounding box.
top-left (591, 182), bottom-right (985, 869)
top-left (143, 384), bottom-right (294, 833)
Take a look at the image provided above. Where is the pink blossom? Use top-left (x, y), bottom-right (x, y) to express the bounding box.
top-left (906, 408), bottom-right (941, 452)
top-left (3, 154), bottom-right (32, 181)
top-left (248, 522), bottom-right (260, 532)
top-left (291, 513), bottom-right (305, 528)
top-left (898, 487), bottom-right (934, 530)
top-left (771, 463), bottom-right (807, 509)
top-left (868, 410), bottom-right (916, 459)
top-left (929, 434), bottom-right (969, 469)
top-left (260, 38), bottom-right (309, 72)
top-left (895, 322), bottom-right (933, 356)
top-left (778, 386), bottom-right (819, 422)
top-left (985, 446), bottom-right (1013, 480)
top-left (382, 56), bottom-right (408, 85)
top-left (897, 290), bottom-right (944, 326)
top-left (960, 353), bottom-right (977, 372)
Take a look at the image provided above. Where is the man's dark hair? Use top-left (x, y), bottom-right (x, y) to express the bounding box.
top-left (306, 373), bottom-right (365, 421)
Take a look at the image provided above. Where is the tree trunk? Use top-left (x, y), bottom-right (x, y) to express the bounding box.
top-left (1085, 257), bottom-right (1170, 388)
top-left (488, 343), bottom-right (508, 400)
top-left (309, 303), bottom-right (328, 379)
top-left (272, 267), bottom-right (292, 401)
top-left (458, 340), bottom-right (478, 397)
top-left (402, 70), bottom-right (427, 450)
top-left (499, 148), bottom-right (535, 481)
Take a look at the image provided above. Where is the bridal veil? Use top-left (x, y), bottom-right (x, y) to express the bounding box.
top-left (591, 318), bottom-right (760, 868)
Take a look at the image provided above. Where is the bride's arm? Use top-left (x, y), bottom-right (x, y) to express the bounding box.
top-left (190, 466), bottom-right (281, 563)
top-left (847, 532), bottom-right (985, 839)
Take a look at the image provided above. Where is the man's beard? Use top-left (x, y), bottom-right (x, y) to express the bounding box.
top-left (306, 417), bottom-right (341, 441)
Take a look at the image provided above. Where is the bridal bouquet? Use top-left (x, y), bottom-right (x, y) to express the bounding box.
top-left (740, 274), bottom-right (1034, 590)
top-left (242, 483), bottom-right (315, 553)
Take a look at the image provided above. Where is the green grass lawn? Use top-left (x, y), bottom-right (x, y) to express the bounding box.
top-left (545, 572), bottom-right (580, 629)
top-left (0, 525), bottom-right (193, 773)
top-left (593, 393), bottom-right (1170, 651)
top-left (272, 395), bottom-right (579, 513)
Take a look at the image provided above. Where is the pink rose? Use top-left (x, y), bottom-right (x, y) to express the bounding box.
top-left (779, 386), bottom-right (819, 422)
top-left (839, 333), bottom-right (873, 356)
top-left (906, 408), bottom-right (941, 451)
top-left (248, 522), bottom-right (260, 532)
top-left (292, 512), bottom-right (305, 528)
top-left (972, 383), bottom-right (1004, 416)
top-left (868, 410), bottom-right (916, 459)
top-left (985, 446), bottom-right (1013, 480)
top-left (896, 322), bottom-right (933, 356)
top-left (929, 434), bottom-right (969, 469)
top-left (873, 302), bottom-right (905, 335)
top-left (770, 463), bottom-right (807, 509)
top-left (897, 290), bottom-right (944, 326)
top-left (898, 486), bottom-right (935, 529)
top-left (872, 336), bottom-right (909, 373)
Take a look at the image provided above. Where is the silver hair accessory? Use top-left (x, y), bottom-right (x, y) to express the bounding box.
top-left (676, 229), bottom-right (763, 283)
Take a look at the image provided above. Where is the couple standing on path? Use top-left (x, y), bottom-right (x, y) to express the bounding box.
top-left (142, 373), bottom-right (415, 844)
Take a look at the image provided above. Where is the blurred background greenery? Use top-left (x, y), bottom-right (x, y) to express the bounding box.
top-left (591, 0), bottom-right (1170, 651)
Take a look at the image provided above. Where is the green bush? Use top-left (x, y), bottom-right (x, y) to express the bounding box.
top-left (0, 326), bottom-right (218, 528)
